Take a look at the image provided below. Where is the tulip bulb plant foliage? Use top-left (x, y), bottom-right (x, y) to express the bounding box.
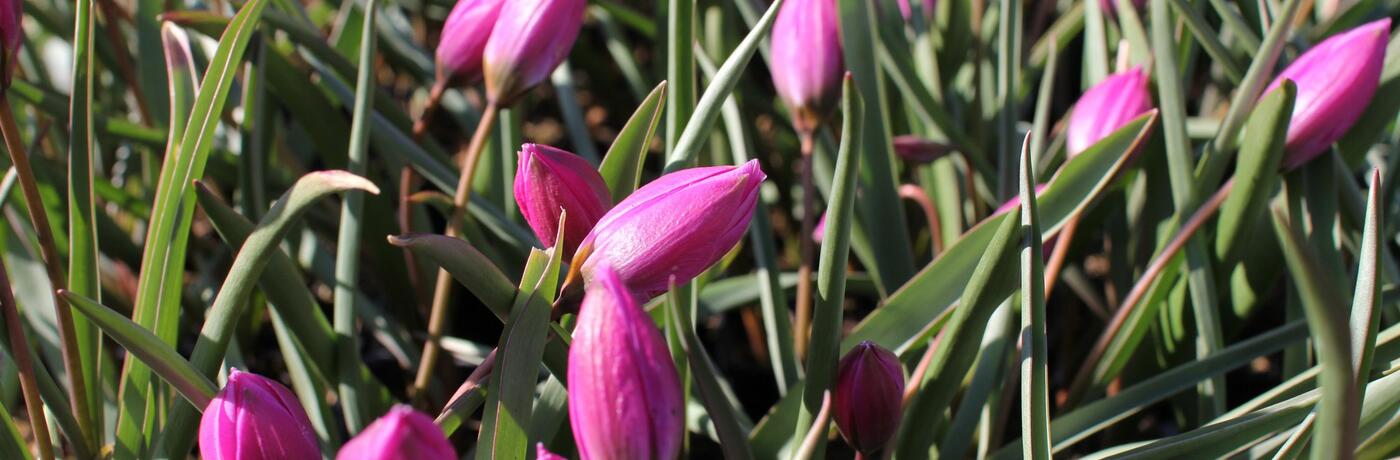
top-left (6, 0), bottom-right (1400, 459)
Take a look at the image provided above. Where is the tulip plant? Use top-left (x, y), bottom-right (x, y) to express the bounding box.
top-left (4, 0), bottom-right (1400, 458)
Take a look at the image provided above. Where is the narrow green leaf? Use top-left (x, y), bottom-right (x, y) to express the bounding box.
top-left (1269, 206), bottom-right (1359, 460)
top-left (666, 285), bottom-right (755, 459)
top-left (598, 82), bottom-right (667, 201)
top-left (60, 291), bottom-right (217, 409)
top-left (1351, 170), bottom-right (1383, 408)
top-left (157, 171), bottom-right (380, 458)
top-left (119, 0), bottom-right (274, 453)
top-left (663, 0), bottom-right (783, 171)
top-left (1167, 0), bottom-right (1245, 83)
top-left (792, 76), bottom-right (861, 459)
top-left (837, 0), bottom-right (916, 289)
top-left (1018, 138), bottom-right (1050, 459)
top-left (387, 234), bottom-right (517, 318)
top-left (65, 0), bottom-right (101, 443)
top-left (477, 245), bottom-right (558, 460)
top-left (333, 0), bottom-right (380, 434)
top-left (0, 398), bottom-right (31, 460)
top-left (1215, 81), bottom-right (1295, 262)
top-left (664, 0), bottom-right (695, 168)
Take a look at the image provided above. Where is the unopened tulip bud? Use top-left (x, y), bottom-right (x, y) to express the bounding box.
top-left (1266, 18), bottom-right (1390, 169)
top-left (1, 0), bottom-right (20, 89)
top-left (833, 341), bottom-right (905, 456)
top-left (336, 406), bottom-right (454, 460)
top-left (199, 369), bottom-right (321, 460)
top-left (536, 443), bottom-right (567, 460)
top-left (482, 0), bottom-right (586, 105)
top-left (435, 0), bottom-right (506, 84)
top-left (1067, 67), bottom-right (1154, 157)
top-left (770, 0), bottom-right (844, 133)
top-left (568, 265), bottom-right (683, 460)
top-left (577, 160), bottom-right (766, 297)
top-left (893, 135), bottom-right (955, 164)
top-left (514, 144), bottom-right (612, 259)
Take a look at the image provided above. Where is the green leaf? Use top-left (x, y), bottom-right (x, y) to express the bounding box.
top-left (1351, 170), bottom-right (1383, 410)
top-left (60, 291), bottom-right (217, 409)
top-left (477, 245), bottom-right (559, 460)
top-left (1215, 81), bottom-right (1295, 262)
top-left (118, 0), bottom-right (274, 453)
top-left (792, 76), bottom-right (862, 459)
top-left (666, 285), bottom-right (755, 459)
top-left (1017, 138), bottom-right (1050, 459)
top-left (333, 0), bottom-right (380, 434)
top-left (663, 0), bottom-right (695, 169)
top-left (0, 399), bottom-right (31, 460)
top-left (599, 82), bottom-right (667, 201)
top-left (65, 0), bottom-right (101, 443)
top-left (845, 112), bottom-right (1158, 353)
top-left (157, 171), bottom-right (380, 458)
top-left (663, 0), bottom-right (783, 171)
top-left (838, 0), bottom-right (916, 290)
top-left (387, 234), bottom-right (517, 319)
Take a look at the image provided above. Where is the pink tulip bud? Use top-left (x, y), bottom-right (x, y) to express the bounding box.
top-left (336, 406), bottom-right (454, 460)
top-left (1266, 19), bottom-right (1390, 170)
top-left (577, 160), bottom-right (766, 297)
top-left (833, 341), bottom-right (905, 455)
top-left (770, 0), bottom-right (844, 133)
top-left (514, 144), bottom-right (613, 259)
top-left (812, 213), bottom-right (827, 244)
top-left (536, 444), bottom-right (567, 460)
top-left (0, 0), bottom-right (20, 89)
top-left (1067, 67), bottom-right (1154, 157)
top-left (893, 135), bottom-right (955, 164)
top-left (199, 369), bottom-right (321, 460)
top-left (435, 0), bottom-right (506, 84)
top-left (482, 0), bottom-right (586, 105)
top-left (568, 265), bottom-right (683, 460)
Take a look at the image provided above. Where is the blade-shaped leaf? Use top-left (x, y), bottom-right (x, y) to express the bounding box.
top-left (598, 82), bottom-right (666, 201)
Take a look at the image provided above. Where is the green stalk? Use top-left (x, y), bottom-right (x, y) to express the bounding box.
top-left (334, 0), bottom-right (379, 434)
top-left (0, 99), bottom-right (95, 453)
top-left (66, 0), bottom-right (102, 443)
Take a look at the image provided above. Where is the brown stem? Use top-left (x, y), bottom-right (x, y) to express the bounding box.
top-left (412, 79), bottom-right (449, 140)
top-left (1042, 215), bottom-right (1081, 299)
top-left (398, 166), bottom-right (426, 317)
top-left (794, 131), bottom-right (817, 361)
top-left (411, 101), bottom-right (500, 405)
top-left (0, 258), bottom-right (54, 460)
top-left (1063, 178), bottom-right (1235, 408)
top-left (0, 100), bottom-right (95, 448)
top-left (898, 184), bottom-right (944, 258)
top-left (2, 112), bottom-right (96, 450)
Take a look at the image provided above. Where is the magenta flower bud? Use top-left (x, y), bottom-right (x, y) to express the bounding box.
top-left (536, 444), bottom-right (567, 460)
top-left (577, 160), bottom-right (766, 297)
top-left (893, 135), bottom-right (955, 164)
top-left (770, 0), bottom-right (844, 133)
top-left (1067, 67), bottom-right (1154, 157)
top-left (833, 341), bottom-right (905, 455)
top-left (336, 406), bottom-right (454, 460)
top-left (1266, 19), bottom-right (1390, 170)
top-left (812, 213), bottom-right (827, 244)
top-left (568, 265), bottom-right (683, 460)
top-left (482, 0), bottom-right (586, 105)
top-left (435, 0), bottom-right (506, 84)
top-left (199, 369), bottom-right (320, 460)
top-left (895, 0), bottom-right (936, 22)
top-left (514, 144), bottom-right (612, 259)
top-left (0, 0), bottom-right (20, 89)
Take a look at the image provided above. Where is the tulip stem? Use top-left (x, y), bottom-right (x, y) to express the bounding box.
top-left (0, 254), bottom-right (55, 460)
top-left (412, 100), bottom-right (501, 406)
top-left (794, 131), bottom-right (817, 360)
top-left (0, 99), bottom-right (96, 451)
top-left (1041, 214), bottom-right (1081, 299)
top-left (412, 79), bottom-right (450, 139)
top-left (897, 184), bottom-right (944, 258)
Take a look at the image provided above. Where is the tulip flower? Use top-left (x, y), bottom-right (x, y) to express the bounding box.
top-left (514, 144), bottom-right (613, 259)
top-left (1067, 67), bottom-right (1154, 157)
top-left (1, 0), bottom-right (20, 88)
top-left (199, 369), bottom-right (321, 460)
top-left (770, 0), bottom-right (844, 133)
top-left (576, 160), bottom-right (766, 297)
top-left (1266, 18), bottom-right (1390, 170)
top-left (435, 0), bottom-right (506, 84)
top-left (568, 265), bottom-right (683, 460)
top-left (482, 0), bottom-right (586, 105)
top-left (893, 135), bottom-right (955, 164)
top-left (833, 341), bottom-right (905, 456)
top-left (336, 405), bottom-right (454, 460)
top-left (536, 444), bottom-right (567, 460)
